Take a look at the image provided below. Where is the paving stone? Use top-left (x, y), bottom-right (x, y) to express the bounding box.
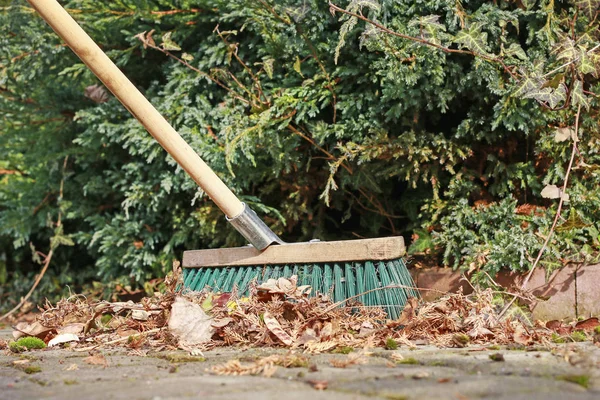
top-left (2, 329), bottom-right (599, 400)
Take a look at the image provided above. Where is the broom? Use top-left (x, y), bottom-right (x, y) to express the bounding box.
top-left (28, 0), bottom-right (419, 318)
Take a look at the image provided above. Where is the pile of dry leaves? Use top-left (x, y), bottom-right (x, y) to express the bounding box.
top-left (2, 264), bottom-right (599, 354)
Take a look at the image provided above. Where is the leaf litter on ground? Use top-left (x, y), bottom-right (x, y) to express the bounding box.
top-left (7, 262), bottom-right (599, 375)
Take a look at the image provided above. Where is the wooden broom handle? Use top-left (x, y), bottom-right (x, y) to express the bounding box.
top-left (27, 0), bottom-right (244, 218)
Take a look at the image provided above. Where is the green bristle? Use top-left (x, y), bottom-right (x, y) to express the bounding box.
top-left (196, 267), bottom-right (213, 290)
top-left (231, 267), bottom-right (246, 291)
top-left (355, 263), bottom-right (366, 303)
top-left (183, 269), bottom-right (195, 288)
top-left (300, 265), bottom-right (311, 286)
top-left (311, 265), bottom-right (323, 293)
top-left (378, 261), bottom-right (400, 319)
top-left (322, 264), bottom-right (333, 296)
top-left (262, 266), bottom-right (273, 282)
top-left (364, 262), bottom-right (383, 309)
top-left (221, 268), bottom-right (237, 291)
top-left (183, 256), bottom-right (419, 319)
top-left (282, 265), bottom-right (291, 277)
top-left (189, 268), bottom-right (205, 291)
top-left (271, 265), bottom-right (282, 279)
top-left (333, 264), bottom-right (345, 303)
top-left (386, 261), bottom-right (409, 305)
top-left (238, 267), bottom-right (258, 293)
top-left (206, 268), bottom-right (223, 289)
top-left (344, 263), bottom-right (356, 299)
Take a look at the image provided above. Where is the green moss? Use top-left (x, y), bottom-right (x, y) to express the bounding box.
top-left (385, 338), bottom-right (398, 350)
top-left (397, 357), bottom-right (419, 365)
top-left (23, 365), bottom-right (42, 374)
top-left (452, 334), bottom-right (470, 347)
top-left (594, 326), bottom-right (600, 334)
top-left (332, 346), bottom-right (354, 354)
top-left (487, 345), bottom-right (501, 350)
top-left (63, 379), bottom-right (78, 385)
top-left (10, 337), bottom-right (46, 353)
top-left (489, 353), bottom-right (505, 362)
top-left (570, 331), bottom-right (587, 342)
top-left (551, 333), bottom-right (566, 343)
top-left (557, 374), bottom-right (590, 389)
top-left (100, 314), bottom-right (112, 325)
top-left (428, 360), bottom-right (447, 367)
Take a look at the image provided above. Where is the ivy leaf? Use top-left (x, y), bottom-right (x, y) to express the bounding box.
top-left (161, 32), bottom-right (181, 51)
top-left (541, 73), bottom-right (564, 89)
top-left (554, 127), bottom-right (577, 143)
top-left (513, 73), bottom-right (542, 98)
top-left (575, 0), bottom-right (600, 19)
top-left (523, 83), bottom-right (567, 108)
top-left (181, 53), bottom-right (194, 62)
top-left (503, 43), bottom-right (527, 60)
top-left (571, 80), bottom-right (590, 110)
top-left (454, 23), bottom-right (490, 54)
top-left (293, 56), bottom-right (303, 77)
top-left (555, 208), bottom-right (590, 232)
top-left (263, 58), bottom-right (274, 79)
top-left (408, 15), bottom-right (446, 44)
top-left (590, 53), bottom-right (600, 78)
top-left (50, 226), bottom-right (75, 250)
top-left (577, 50), bottom-right (597, 75)
top-left (541, 184), bottom-right (569, 201)
top-left (334, 0), bottom-right (381, 64)
top-left (552, 36), bottom-right (577, 62)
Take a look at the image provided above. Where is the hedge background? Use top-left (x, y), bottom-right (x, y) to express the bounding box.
top-left (1, 0), bottom-right (599, 307)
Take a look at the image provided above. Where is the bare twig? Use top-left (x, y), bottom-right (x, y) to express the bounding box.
top-left (74, 328), bottom-right (162, 352)
top-left (499, 105), bottom-right (582, 318)
top-left (0, 156), bottom-right (69, 322)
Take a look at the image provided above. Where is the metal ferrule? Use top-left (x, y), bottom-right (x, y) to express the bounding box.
top-left (226, 203), bottom-right (284, 250)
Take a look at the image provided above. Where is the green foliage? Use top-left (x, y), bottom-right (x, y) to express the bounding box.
top-left (1, 0), bottom-right (600, 304)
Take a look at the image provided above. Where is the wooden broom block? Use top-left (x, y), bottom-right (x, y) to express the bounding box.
top-left (182, 236), bottom-right (405, 268)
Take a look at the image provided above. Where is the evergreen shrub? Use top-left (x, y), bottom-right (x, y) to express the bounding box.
top-left (1, 0), bottom-right (599, 304)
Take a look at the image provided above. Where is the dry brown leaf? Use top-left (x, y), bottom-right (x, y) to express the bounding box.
top-left (209, 356), bottom-right (282, 377)
top-left (513, 325), bottom-right (532, 345)
top-left (397, 297), bottom-right (419, 325)
top-left (12, 321), bottom-right (53, 340)
top-left (306, 380), bottom-right (328, 390)
top-left (574, 317), bottom-right (599, 331)
top-left (58, 323), bottom-right (85, 335)
top-left (84, 84), bottom-right (109, 104)
top-left (263, 311), bottom-right (293, 346)
top-left (304, 340), bottom-right (337, 353)
top-left (83, 353), bottom-right (108, 368)
top-left (329, 353), bottom-right (367, 368)
top-left (168, 297), bottom-right (214, 346)
top-left (63, 363), bottom-right (79, 371)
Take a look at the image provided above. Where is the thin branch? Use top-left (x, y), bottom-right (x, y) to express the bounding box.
top-left (287, 124), bottom-right (353, 174)
top-left (214, 26), bottom-right (269, 106)
top-left (328, 2), bottom-right (518, 79)
top-left (137, 35), bottom-right (250, 105)
top-left (0, 249), bottom-right (54, 323)
top-left (499, 105), bottom-right (582, 318)
top-left (542, 43), bottom-right (600, 78)
top-left (0, 156), bottom-right (69, 322)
